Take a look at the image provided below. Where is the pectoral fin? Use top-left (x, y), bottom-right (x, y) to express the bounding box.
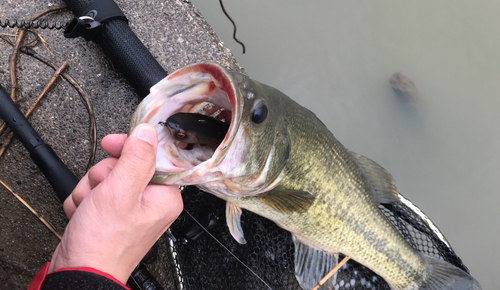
top-left (225, 202), bottom-right (246, 244)
top-left (350, 151), bottom-right (400, 204)
top-left (258, 187), bottom-right (315, 214)
top-left (293, 234), bottom-right (339, 290)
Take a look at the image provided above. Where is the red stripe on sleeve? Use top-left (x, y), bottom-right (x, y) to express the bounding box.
top-left (28, 262), bottom-right (130, 290)
top-left (52, 267), bottom-right (130, 289)
top-left (28, 262), bottom-right (50, 290)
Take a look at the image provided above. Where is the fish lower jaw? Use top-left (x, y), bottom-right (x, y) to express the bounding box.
top-left (152, 169), bottom-right (224, 186)
top-left (194, 177), bottom-right (271, 198)
top-left (193, 179), bottom-right (248, 197)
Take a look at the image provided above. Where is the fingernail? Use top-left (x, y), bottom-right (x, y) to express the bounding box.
top-left (135, 124), bottom-right (157, 145)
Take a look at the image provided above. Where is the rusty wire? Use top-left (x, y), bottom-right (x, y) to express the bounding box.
top-left (7, 4), bottom-right (67, 102)
top-left (20, 47), bottom-right (97, 171)
top-left (1, 30), bottom-right (97, 172)
top-left (0, 179), bottom-right (62, 240)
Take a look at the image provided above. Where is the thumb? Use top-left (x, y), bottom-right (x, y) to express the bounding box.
top-left (103, 123), bottom-right (158, 199)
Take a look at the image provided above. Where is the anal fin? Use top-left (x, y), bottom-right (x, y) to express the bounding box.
top-left (293, 234), bottom-right (339, 290)
top-left (226, 202), bottom-right (246, 244)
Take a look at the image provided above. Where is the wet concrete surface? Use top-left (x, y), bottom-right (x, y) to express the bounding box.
top-left (0, 0), bottom-right (241, 288)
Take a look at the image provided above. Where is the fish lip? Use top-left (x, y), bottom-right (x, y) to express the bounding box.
top-left (130, 63), bottom-right (243, 184)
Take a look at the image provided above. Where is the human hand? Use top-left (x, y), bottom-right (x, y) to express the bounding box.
top-left (48, 123), bottom-right (183, 283)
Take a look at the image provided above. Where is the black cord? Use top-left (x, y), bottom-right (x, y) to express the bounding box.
top-left (218, 0), bottom-right (246, 54)
top-left (0, 19), bottom-right (68, 30)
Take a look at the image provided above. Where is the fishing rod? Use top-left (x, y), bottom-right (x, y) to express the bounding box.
top-left (0, 85), bottom-right (79, 203)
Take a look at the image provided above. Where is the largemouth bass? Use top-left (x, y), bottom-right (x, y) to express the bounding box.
top-left (130, 63), bottom-right (481, 290)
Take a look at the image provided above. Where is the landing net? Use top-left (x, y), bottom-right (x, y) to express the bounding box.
top-left (150, 186), bottom-right (469, 290)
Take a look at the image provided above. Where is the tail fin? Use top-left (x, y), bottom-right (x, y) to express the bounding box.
top-left (419, 254), bottom-right (482, 290)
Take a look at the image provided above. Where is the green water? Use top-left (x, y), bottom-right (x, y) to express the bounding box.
top-left (192, 1), bottom-right (500, 288)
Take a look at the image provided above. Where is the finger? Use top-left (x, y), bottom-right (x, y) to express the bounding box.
top-left (87, 158), bottom-right (118, 189)
top-left (69, 173), bottom-right (92, 215)
top-left (101, 134), bottom-right (128, 157)
top-left (141, 184), bottom-right (183, 236)
top-left (63, 193), bottom-right (77, 219)
top-left (69, 158), bottom-right (118, 214)
top-left (141, 184), bottom-right (183, 216)
top-left (102, 124), bottom-right (158, 201)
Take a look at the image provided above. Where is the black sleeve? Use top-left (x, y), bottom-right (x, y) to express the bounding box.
top-left (41, 270), bottom-right (128, 290)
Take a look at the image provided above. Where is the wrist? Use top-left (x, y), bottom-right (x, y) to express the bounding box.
top-left (48, 237), bottom-right (138, 284)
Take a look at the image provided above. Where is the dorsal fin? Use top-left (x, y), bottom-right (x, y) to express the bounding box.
top-left (225, 202), bottom-right (246, 244)
top-left (350, 151), bottom-right (400, 204)
top-left (258, 187), bottom-right (315, 214)
top-left (293, 234), bottom-right (339, 290)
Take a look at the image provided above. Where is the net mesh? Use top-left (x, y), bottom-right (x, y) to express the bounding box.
top-left (161, 185), bottom-right (469, 289)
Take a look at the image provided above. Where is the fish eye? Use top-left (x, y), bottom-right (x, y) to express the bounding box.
top-left (251, 103), bottom-right (268, 124)
top-left (176, 132), bottom-right (186, 139)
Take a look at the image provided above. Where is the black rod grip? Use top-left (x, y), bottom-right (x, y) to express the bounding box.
top-left (0, 85), bottom-right (78, 202)
top-left (62, 0), bottom-right (168, 98)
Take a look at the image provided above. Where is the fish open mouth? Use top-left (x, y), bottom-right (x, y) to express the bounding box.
top-left (161, 103), bottom-right (231, 150)
top-left (130, 63), bottom-right (244, 184)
